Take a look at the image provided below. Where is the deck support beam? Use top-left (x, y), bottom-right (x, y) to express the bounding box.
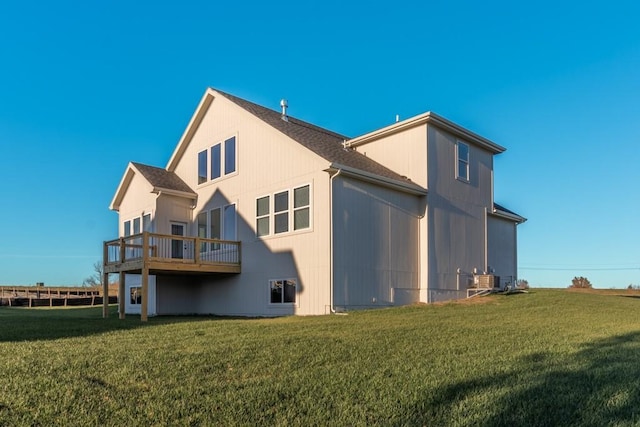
top-left (102, 271), bottom-right (109, 318)
top-left (141, 233), bottom-right (149, 322)
top-left (119, 271), bottom-right (126, 319)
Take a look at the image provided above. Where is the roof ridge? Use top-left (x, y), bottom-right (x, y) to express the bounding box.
top-left (214, 88), bottom-right (348, 140)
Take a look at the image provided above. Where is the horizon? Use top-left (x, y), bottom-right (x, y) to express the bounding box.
top-left (1, 1), bottom-right (638, 288)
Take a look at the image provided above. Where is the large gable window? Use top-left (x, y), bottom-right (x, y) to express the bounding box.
top-left (198, 135), bottom-right (237, 185)
top-left (224, 137), bottom-right (236, 175)
top-left (198, 150), bottom-right (208, 184)
top-left (256, 184), bottom-right (311, 237)
top-left (456, 141), bottom-right (470, 182)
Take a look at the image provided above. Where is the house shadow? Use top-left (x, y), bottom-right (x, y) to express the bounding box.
top-left (147, 188), bottom-right (304, 317)
top-left (400, 330), bottom-right (640, 425)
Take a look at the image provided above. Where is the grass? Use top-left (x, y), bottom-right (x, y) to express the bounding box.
top-left (1, 289), bottom-right (640, 426)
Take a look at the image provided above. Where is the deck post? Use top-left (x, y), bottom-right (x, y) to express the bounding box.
top-left (119, 271), bottom-right (126, 319)
top-left (141, 232), bottom-right (149, 322)
top-left (119, 238), bottom-right (125, 263)
top-left (102, 270), bottom-right (109, 318)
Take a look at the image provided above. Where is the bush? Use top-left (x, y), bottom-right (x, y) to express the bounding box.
top-left (516, 279), bottom-right (529, 290)
top-left (570, 276), bottom-right (593, 289)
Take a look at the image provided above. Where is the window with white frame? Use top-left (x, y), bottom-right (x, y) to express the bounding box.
top-left (269, 279), bottom-right (297, 304)
top-left (196, 203), bottom-right (237, 251)
top-left (130, 287), bottom-right (142, 305)
top-left (123, 213), bottom-right (153, 237)
top-left (456, 141), bottom-right (470, 182)
top-left (256, 184), bottom-right (311, 237)
top-left (256, 196), bottom-right (270, 237)
top-left (197, 136), bottom-right (237, 184)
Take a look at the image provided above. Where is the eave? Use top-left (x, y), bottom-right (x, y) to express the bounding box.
top-left (166, 88), bottom-right (216, 172)
top-left (346, 111), bottom-right (506, 154)
top-left (326, 163), bottom-right (427, 196)
top-left (110, 163), bottom-right (197, 212)
top-left (490, 206), bottom-right (527, 224)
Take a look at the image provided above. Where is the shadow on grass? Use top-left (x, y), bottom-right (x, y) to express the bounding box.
top-left (405, 331), bottom-right (640, 426)
top-left (0, 305), bottom-right (226, 342)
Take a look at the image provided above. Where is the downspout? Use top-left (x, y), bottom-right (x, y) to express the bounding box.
top-left (329, 168), bottom-right (342, 314)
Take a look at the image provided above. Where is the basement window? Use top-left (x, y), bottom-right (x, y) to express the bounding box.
top-left (269, 279), bottom-right (297, 304)
top-left (130, 287), bottom-right (141, 305)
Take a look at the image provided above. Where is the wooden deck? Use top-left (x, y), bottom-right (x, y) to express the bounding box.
top-left (102, 232), bottom-right (241, 322)
top-left (103, 232), bottom-right (241, 275)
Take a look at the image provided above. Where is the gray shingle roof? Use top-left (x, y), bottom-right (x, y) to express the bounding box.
top-left (131, 162), bottom-right (196, 195)
top-left (216, 90), bottom-right (424, 190)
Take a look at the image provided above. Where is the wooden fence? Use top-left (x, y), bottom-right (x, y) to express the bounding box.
top-left (0, 285), bottom-right (118, 308)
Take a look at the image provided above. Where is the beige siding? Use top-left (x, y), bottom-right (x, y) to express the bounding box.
top-left (426, 124), bottom-right (494, 301)
top-left (487, 215), bottom-right (518, 286)
top-left (353, 124), bottom-right (428, 187)
top-left (168, 95), bottom-right (333, 316)
top-left (116, 173), bottom-right (156, 236)
top-left (333, 176), bottom-right (422, 310)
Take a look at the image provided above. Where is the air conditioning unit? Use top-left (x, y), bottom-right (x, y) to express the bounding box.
top-left (477, 274), bottom-right (500, 289)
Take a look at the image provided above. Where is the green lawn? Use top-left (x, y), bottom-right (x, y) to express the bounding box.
top-left (1, 289), bottom-right (640, 426)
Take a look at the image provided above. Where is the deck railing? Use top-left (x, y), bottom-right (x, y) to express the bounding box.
top-left (104, 232), bottom-right (241, 267)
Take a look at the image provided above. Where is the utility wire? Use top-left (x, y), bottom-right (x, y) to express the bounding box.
top-left (520, 267), bottom-right (640, 271)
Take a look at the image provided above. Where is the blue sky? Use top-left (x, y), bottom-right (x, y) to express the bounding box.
top-left (1, 0), bottom-right (638, 287)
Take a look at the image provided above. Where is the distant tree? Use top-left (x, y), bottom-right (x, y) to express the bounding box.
top-left (569, 276), bottom-right (592, 289)
top-left (516, 279), bottom-right (529, 290)
top-left (83, 261), bottom-right (104, 287)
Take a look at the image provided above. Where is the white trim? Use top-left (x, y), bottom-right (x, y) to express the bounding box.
top-left (346, 111), bottom-right (506, 154)
top-left (167, 89), bottom-right (216, 172)
top-left (490, 208), bottom-right (527, 224)
top-left (456, 140), bottom-right (470, 183)
top-left (196, 134), bottom-right (239, 188)
top-left (327, 163), bottom-right (427, 196)
top-left (255, 183), bottom-right (313, 238)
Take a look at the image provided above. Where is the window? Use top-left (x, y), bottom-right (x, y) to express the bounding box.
top-left (197, 211), bottom-right (207, 251)
top-left (223, 204), bottom-right (237, 240)
top-left (123, 213), bottom-right (152, 238)
top-left (211, 143), bottom-right (221, 180)
top-left (224, 137), bottom-right (236, 175)
top-left (196, 204), bottom-right (236, 252)
top-left (133, 217), bottom-right (141, 235)
top-left (198, 150), bottom-right (208, 184)
top-left (197, 135), bottom-right (237, 184)
top-left (130, 287), bottom-right (141, 305)
top-left (293, 185), bottom-right (310, 230)
top-left (274, 191), bottom-right (289, 234)
top-left (269, 279), bottom-right (297, 304)
top-left (456, 141), bottom-right (470, 182)
top-left (142, 214), bottom-right (152, 232)
top-left (256, 196), bottom-right (270, 237)
top-left (256, 185), bottom-right (311, 237)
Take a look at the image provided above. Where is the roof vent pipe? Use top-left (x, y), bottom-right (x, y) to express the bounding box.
top-left (280, 99), bottom-right (288, 122)
top-left (395, 114), bottom-right (400, 123)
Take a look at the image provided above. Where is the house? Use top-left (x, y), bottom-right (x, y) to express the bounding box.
top-left (102, 88), bottom-right (525, 320)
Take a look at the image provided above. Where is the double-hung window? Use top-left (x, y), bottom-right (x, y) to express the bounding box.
top-left (456, 141), bottom-right (470, 182)
top-left (197, 136), bottom-right (237, 184)
top-left (256, 184), bottom-right (311, 237)
top-left (256, 196), bottom-right (270, 237)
